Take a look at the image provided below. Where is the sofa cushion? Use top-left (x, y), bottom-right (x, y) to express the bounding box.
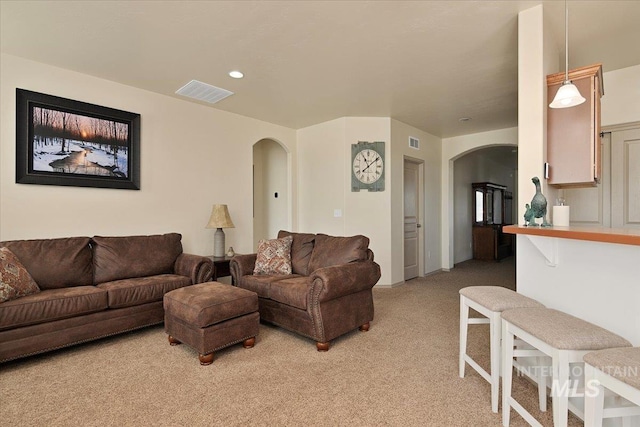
top-left (307, 234), bottom-right (369, 273)
top-left (93, 233), bottom-right (183, 284)
top-left (277, 230), bottom-right (316, 275)
top-left (268, 276), bottom-right (311, 310)
top-left (0, 286), bottom-right (108, 331)
top-left (1, 237), bottom-right (93, 289)
top-left (97, 274), bottom-right (191, 309)
top-left (237, 274), bottom-right (295, 298)
top-left (253, 236), bottom-right (293, 275)
top-left (0, 247), bottom-right (40, 303)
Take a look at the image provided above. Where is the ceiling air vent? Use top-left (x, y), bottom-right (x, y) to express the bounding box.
top-left (175, 80), bottom-right (233, 104)
top-left (409, 136), bottom-right (420, 149)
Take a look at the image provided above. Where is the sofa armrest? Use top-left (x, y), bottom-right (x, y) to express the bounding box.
top-left (174, 253), bottom-right (213, 284)
top-left (310, 260), bottom-right (381, 303)
top-left (230, 254), bottom-right (257, 284)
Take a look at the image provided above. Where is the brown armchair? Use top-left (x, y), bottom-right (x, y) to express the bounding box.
top-left (230, 231), bottom-right (381, 351)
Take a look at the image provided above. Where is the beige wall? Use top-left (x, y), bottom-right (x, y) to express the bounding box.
top-left (296, 117), bottom-right (347, 236)
top-left (297, 117), bottom-right (441, 286)
top-left (601, 64), bottom-right (640, 127)
top-left (297, 117), bottom-right (395, 285)
top-left (517, 5), bottom-right (560, 225)
top-left (0, 54), bottom-right (297, 256)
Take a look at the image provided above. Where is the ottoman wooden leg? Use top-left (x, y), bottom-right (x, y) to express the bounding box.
top-left (168, 335), bottom-right (181, 346)
top-left (199, 353), bottom-right (214, 366)
top-left (243, 337), bottom-right (256, 348)
top-left (316, 341), bottom-right (330, 352)
top-left (359, 322), bottom-right (370, 332)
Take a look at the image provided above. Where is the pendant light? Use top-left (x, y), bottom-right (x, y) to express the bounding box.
top-left (549, 0), bottom-right (586, 108)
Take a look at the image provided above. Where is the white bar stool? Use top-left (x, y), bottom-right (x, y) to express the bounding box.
top-left (459, 286), bottom-right (545, 413)
top-left (584, 347), bottom-right (640, 427)
top-left (501, 307), bottom-right (632, 427)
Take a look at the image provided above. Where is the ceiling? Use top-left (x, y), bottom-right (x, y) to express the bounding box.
top-left (2, 1), bottom-right (639, 138)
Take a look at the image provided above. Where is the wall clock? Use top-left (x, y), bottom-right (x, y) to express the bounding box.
top-left (351, 141), bottom-right (385, 192)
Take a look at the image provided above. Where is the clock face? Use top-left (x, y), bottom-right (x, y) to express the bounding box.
top-left (353, 148), bottom-right (384, 184)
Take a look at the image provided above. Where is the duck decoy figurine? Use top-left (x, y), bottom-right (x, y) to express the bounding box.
top-left (528, 176), bottom-right (551, 227)
top-left (524, 204), bottom-right (534, 226)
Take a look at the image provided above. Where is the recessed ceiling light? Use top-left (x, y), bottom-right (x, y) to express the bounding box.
top-left (458, 117), bottom-right (472, 122)
top-left (229, 70), bottom-right (244, 79)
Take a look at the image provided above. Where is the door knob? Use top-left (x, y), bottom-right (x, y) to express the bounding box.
top-left (416, 224), bottom-right (422, 228)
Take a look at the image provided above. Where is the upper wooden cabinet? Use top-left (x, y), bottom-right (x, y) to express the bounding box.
top-left (547, 63), bottom-right (603, 187)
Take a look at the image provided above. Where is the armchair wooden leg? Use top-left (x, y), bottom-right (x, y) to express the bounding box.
top-left (316, 342), bottom-right (330, 352)
top-left (168, 335), bottom-right (181, 346)
top-left (199, 353), bottom-right (214, 365)
top-left (243, 337), bottom-right (256, 348)
top-left (359, 322), bottom-right (370, 332)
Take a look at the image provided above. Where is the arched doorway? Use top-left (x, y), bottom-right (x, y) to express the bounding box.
top-left (452, 145), bottom-right (517, 264)
top-left (253, 138), bottom-right (289, 249)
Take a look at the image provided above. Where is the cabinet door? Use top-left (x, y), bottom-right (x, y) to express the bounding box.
top-left (562, 133), bottom-right (610, 227)
top-left (472, 226), bottom-right (495, 261)
top-left (547, 77), bottom-right (596, 185)
top-left (611, 128), bottom-right (640, 229)
top-left (547, 64), bottom-right (602, 187)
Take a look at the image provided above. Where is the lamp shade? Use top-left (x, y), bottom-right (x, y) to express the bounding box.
top-left (205, 204), bottom-right (235, 229)
top-left (549, 81), bottom-right (586, 109)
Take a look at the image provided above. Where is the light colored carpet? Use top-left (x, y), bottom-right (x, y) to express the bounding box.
top-left (0, 258), bottom-right (581, 426)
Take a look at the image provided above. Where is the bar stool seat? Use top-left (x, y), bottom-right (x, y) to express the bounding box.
top-left (584, 347), bottom-right (640, 427)
top-left (459, 286), bottom-right (545, 413)
top-left (501, 307), bottom-right (632, 427)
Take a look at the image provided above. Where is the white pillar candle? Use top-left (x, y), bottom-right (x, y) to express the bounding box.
top-left (553, 205), bottom-right (570, 226)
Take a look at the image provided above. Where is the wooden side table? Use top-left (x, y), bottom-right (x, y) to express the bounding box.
top-left (209, 256), bottom-right (233, 283)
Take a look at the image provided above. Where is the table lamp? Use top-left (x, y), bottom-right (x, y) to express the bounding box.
top-left (206, 204), bottom-right (235, 257)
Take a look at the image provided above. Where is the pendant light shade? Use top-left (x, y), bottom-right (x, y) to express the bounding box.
top-left (549, 81), bottom-right (586, 108)
top-left (549, 0), bottom-right (585, 109)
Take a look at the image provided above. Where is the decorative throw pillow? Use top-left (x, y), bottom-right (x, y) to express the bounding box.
top-left (253, 235), bottom-right (293, 275)
top-left (0, 247), bottom-right (40, 303)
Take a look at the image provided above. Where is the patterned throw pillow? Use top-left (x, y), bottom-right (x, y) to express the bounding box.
top-left (253, 236), bottom-right (293, 275)
top-left (0, 247), bottom-right (40, 303)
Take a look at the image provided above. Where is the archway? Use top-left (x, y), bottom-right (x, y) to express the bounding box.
top-left (253, 138), bottom-right (290, 249)
top-left (452, 145), bottom-right (517, 264)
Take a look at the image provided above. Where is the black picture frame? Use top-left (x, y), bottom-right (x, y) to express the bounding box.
top-left (16, 88), bottom-right (140, 190)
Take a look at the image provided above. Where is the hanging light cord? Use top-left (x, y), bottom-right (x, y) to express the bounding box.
top-left (564, 0), bottom-right (569, 83)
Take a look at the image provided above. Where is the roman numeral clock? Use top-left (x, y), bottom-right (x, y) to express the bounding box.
top-left (351, 141), bottom-right (385, 192)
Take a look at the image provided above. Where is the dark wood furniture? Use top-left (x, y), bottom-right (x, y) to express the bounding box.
top-left (210, 256), bottom-right (233, 282)
top-left (472, 182), bottom-right (513, 261)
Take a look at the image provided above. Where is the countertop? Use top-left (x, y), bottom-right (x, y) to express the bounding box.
top-left (503, 224), bottom-right (640, 247)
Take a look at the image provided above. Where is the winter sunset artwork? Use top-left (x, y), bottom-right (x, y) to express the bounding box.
top-left (32, 107), bottom-right (129, 178)
top-left (16, 89), bottom-right (140, 190)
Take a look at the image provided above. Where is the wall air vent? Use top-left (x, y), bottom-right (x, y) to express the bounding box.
top-left (409, 136), bottom-right (420, 149)
top-left (175, 80), bottom-right (233, 104)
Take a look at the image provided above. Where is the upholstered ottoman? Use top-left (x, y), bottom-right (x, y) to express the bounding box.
top-left (164, 282), bottom-right (259, 365)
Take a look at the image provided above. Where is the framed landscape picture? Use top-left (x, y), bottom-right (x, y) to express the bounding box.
top-left (15, 89), bottom-right (140, 190)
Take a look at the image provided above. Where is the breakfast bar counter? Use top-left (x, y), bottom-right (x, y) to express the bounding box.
top-left (503, 224), bottom-right (640, 246)
top-left (505, 225), bottom-right (640, 345)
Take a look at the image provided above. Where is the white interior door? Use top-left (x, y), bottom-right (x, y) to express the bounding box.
top-left (404, 159), bottom-right (421, 280)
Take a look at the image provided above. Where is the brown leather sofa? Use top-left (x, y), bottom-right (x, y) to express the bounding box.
top-left (0, 233), bottom-right (212, 363)
top-left (230, 230), bottom-right (381, 351)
